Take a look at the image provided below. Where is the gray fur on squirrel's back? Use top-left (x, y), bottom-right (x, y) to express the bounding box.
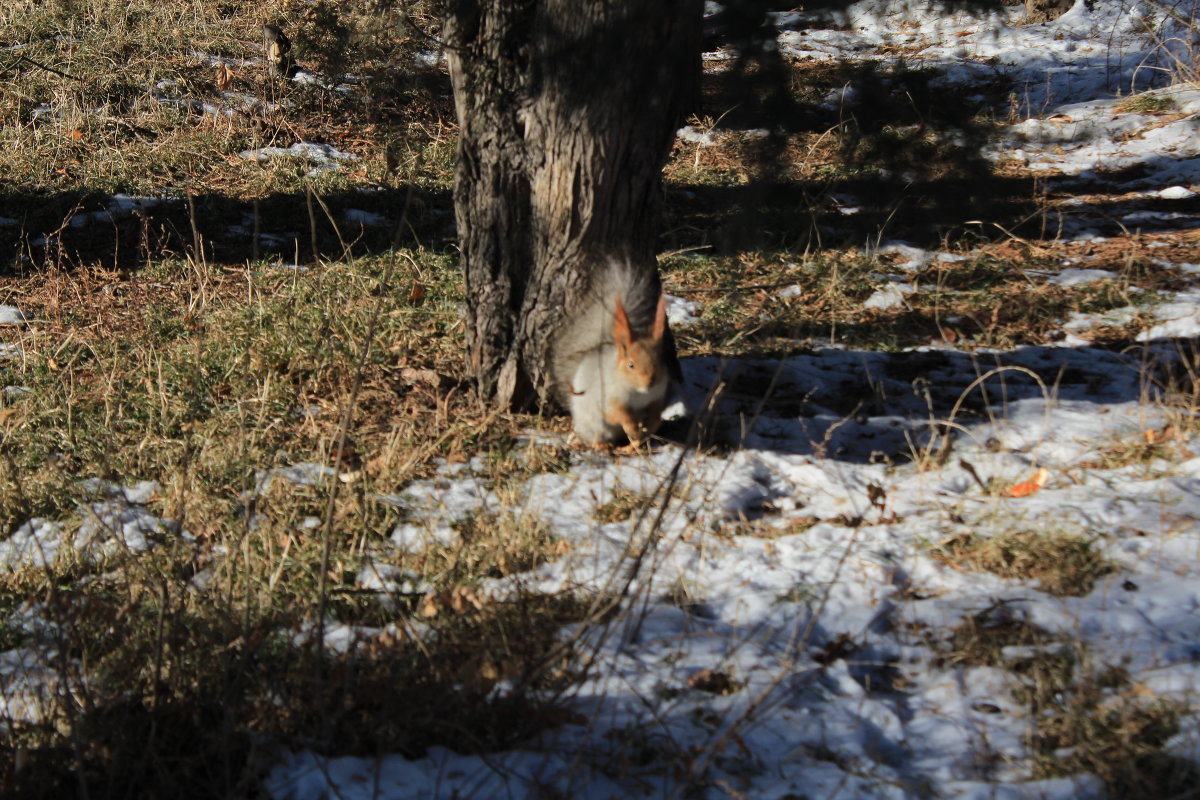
top-left (551, 258), bottom-right (662, 401)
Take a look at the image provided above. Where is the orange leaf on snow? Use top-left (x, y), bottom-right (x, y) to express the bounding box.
top-left (1007, 467), bottom-right (1049, 498)
top-left (1145, 425), bottom-right (1176, 444)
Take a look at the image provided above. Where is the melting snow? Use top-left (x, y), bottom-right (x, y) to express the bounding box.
top-left (863, 281), bottom-right (915, 309)
top-left (1047, 267), bottom-right (1117, 286)
top-left (0, 306), bottom-right (27, 326)
top-left (239, 142), bottom-right (361, 176)
top-left (0, 480), bottom-right (184, 572)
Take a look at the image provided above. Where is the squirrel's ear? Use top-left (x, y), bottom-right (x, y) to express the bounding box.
top-left (652, 294), bottom-right (666, 342)
top-left (612, 296), bottom-right (632, 349)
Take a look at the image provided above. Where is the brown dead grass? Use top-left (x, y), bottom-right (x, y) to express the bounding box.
top-left (929, 529), bottom-right (1115, 597)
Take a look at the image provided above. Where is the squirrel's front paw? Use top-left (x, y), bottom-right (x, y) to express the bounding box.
top-left (621, 420), bottom-right (660, 449)
top-left (617, 428), bottom-right (652, 454)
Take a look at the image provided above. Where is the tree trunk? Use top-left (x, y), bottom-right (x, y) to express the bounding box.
top-left (445, 0), bottom-right (701, 409)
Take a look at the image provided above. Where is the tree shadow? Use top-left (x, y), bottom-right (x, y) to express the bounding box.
top-left (666, 0), bottom-right (1184, 254)
top-left (668, 329), bottom-right (1195, 462)
top-left (0, 183), bottom-right (454, 275)
top-left (2, 587), bottom-right (588, 800)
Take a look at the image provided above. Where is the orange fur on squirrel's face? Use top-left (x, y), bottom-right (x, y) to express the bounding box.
top-left (612, 295), bottom-right (666, 392)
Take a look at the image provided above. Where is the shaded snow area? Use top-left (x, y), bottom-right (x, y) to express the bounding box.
top-left (987, 83), bottom-right (1200, 237)
top-left (738, 0), bottom-right (1200, 242)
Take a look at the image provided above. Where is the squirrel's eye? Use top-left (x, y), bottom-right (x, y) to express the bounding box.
top-left (626, 360), bottom-right (635, 370)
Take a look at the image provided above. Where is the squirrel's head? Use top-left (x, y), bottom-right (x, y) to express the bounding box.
top-left (612, 294), bottom-right (667, 391)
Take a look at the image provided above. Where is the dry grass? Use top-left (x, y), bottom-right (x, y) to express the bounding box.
top-left (928, 528), bottom-right (1115, 597)
top-left (0, 217), bottom-right (583, 796)
top-left (660, 238), bottom-right (1173, 358)
top-left (593, 487), bottom-right (659, 524)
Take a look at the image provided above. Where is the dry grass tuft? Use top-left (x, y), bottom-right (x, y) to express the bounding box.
top-left (935, 606), bottom-right (1198, 797)
top-left (593, 487), bottom-right (658, 524)
top-left (929, 529), bottom-right (1115, 597)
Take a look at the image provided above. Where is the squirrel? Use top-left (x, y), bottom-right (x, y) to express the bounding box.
top-left (553, 259), bottom-right (676, 448)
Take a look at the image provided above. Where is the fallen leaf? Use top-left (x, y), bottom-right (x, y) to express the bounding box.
top-left (215, 63), bottom-right (234, 91)
top-left (1007, 467), bottom-right (1049, 498)
top-left (376, 629), bottom-right (403, 647)
top-left (68, 129), bottom-right (84, 142)
top-left (0, 408), bottom-right (19, 424)
top-left (1145, 425), bottom-right (1176, 444)
top-left (449, 586), bottom-right (468, 615)
top-left (991, 242), bottom-right (1027, 261)
top-left (407, 283), bottom-right (426, 305)
top-left (867, 483), bottom-right (887, 509)
top-left (419, 591), bottom-right (439, 619)
top-left (477, 656), bottom-right (500, 682)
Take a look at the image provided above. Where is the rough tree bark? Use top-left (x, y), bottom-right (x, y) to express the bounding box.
top-left (444, 0), bottom-right (702, 409)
